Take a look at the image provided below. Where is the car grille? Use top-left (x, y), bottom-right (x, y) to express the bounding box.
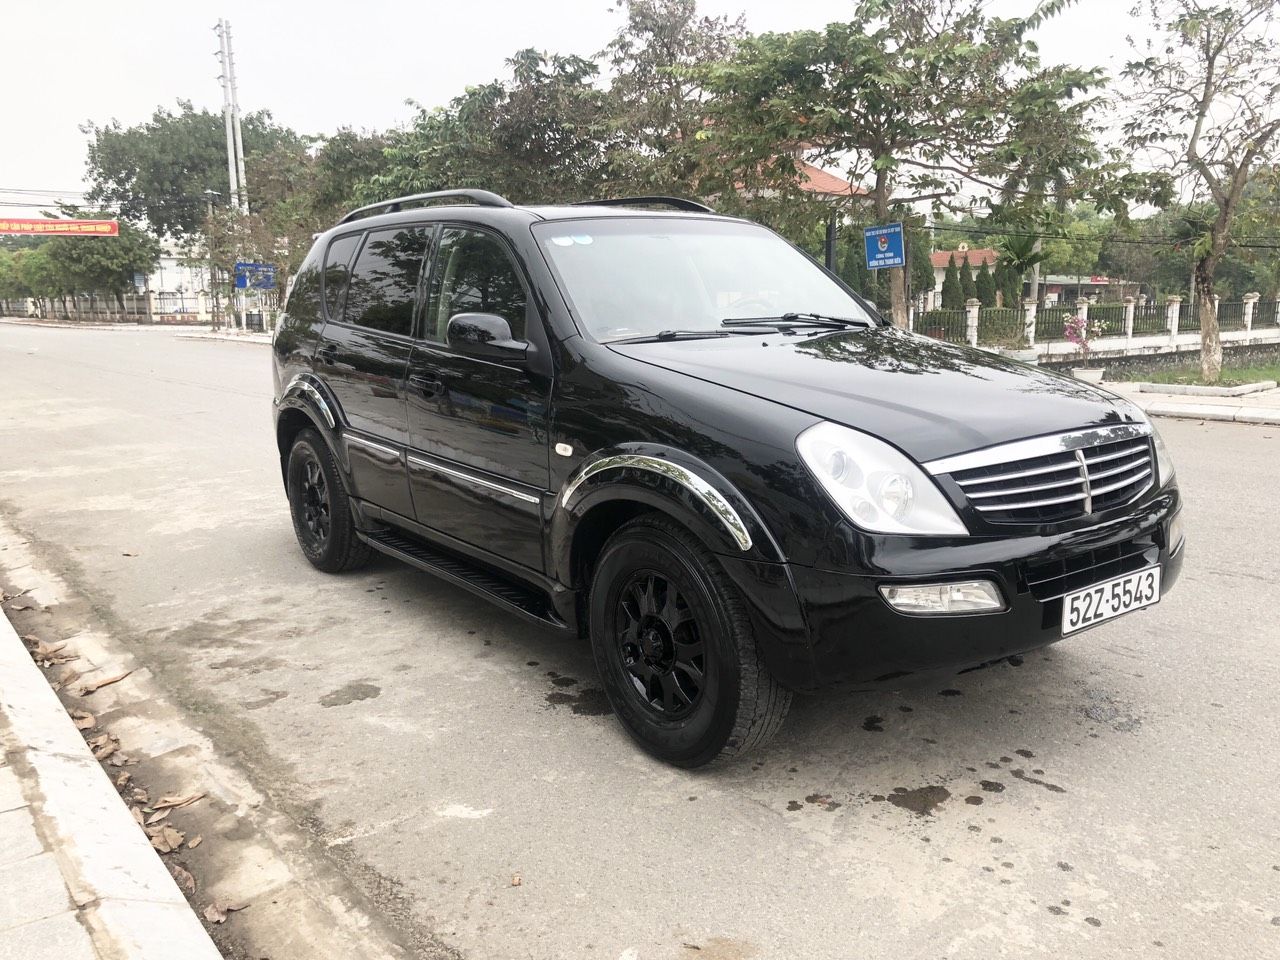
top-left (948, 436), bottom-right (1154, 525)
top-left (1024, 533), bottom-right (1159, 600)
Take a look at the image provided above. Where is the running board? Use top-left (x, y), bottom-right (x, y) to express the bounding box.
top-left (360, 528), bottom-right (569, 631)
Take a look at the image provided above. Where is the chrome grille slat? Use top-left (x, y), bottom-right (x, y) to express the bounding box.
top-left (973, 490), bottom-right (1089, 512)
top-left (1082, 443), bottom-right (1150, 465)
top-left (953, 459), bottom-right (1079, 487)
top-left (946, 432), bottom-right (1154, 525)
top-left (966, 475), bottom-right (1085, 499)
top-left (1090, 467), bottom-right (1152, 497)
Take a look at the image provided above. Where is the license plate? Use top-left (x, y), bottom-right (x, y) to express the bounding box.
top-left (1062, 566), bottom-right (1161, 635)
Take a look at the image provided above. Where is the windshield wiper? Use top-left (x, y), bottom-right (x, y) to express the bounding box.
top-left (610, 329), bottom-right (737, 344)
top-left (721, 311), bottom-right (873, 330)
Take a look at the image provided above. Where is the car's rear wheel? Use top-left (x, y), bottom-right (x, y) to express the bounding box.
top-left (589, 514), bottom-right (791, 767)
top-left (286, 429), bottom-right (370, 573)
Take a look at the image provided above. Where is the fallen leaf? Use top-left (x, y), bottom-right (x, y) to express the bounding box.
top-left (149, 825), bottom-right (185, 853)
top-left (188, 835), bottom-right (203, 850)
top-left (170, 864), bottom-right (196, 895)
top-left (153, 793), bottom-right (205, 811)
top-left (511, 874), bottom-right (522, 887)
top-left (77, 670), bottom-right (132, 696)
top-left (131, 807), bottom-right (144, 826)
top-left (115, 771), bottom-right (132, 789)
top-left (130, 788), bottom-right (149, 805)
top-left (93, 743), bottom-right (117, 762)
top-left (202, 899), bottom-right (248, 924)
top-left (71, 710), bottom-right (96, 731)
top-left (107, 753), bottom-right (132, 767)
top-left (87, 733), bottom-right (114, 750)
top-left (146, 809), bottom-right (170, 825)
top-left (2, 589), bottom-right (32, 602)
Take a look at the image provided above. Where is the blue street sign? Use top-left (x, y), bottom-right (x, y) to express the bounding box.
top-left (234, 262), bottom-right (277, 290)
top-left (863, 222), bottom-right (906, 271)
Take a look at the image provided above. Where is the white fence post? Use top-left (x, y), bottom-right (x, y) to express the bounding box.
top-left (1022, 298), bottom-right (1038, 349)
top-left (1242, 291), bottom-right (1259, 345)
top-left (1076, 297), bottom-right (1089, 327)
top-left (965, 298), bottom-right (980, 347)
top-left (1166, 296), bottom-right (1181, 347)
top-left (1123, 296), bottom-right (1135, 345)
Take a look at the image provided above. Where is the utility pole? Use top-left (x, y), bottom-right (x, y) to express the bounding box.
top-left (214, 22), bottom-right (239, 210)
top-left (225, 20), bottom-right (249, 214)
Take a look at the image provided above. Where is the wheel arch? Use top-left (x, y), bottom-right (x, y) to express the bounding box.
top-left (275, 374), bottom-right (345, 487)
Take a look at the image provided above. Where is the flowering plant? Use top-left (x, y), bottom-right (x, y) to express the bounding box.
top-left (1063, 314), bottom-right (1106, 364)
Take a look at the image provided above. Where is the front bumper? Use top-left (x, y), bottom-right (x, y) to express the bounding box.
top-left (723, 484), bottom-right (1183, 692)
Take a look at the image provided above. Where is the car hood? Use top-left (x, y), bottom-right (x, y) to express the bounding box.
top-left (607, 327), bottom-right (1143, 463)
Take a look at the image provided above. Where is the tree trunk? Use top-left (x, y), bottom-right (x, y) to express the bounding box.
top-left (1194, 259), bottom-right (1222, 384)
top-left (872, 171), bottom-right (908, 328)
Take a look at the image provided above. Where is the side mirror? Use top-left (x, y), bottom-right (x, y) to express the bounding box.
top-left (445, 312), bottom-right (529, 365)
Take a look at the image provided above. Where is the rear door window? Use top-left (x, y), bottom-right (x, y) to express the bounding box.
top-left (343, 226), bottom-right (432, 336)
top-left (322, 232), bottom-right (363, 321)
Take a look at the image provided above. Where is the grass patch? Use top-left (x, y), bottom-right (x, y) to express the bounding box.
top-left (1109, 362), bottom-right (1280, 388)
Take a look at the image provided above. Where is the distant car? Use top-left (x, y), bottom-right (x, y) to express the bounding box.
top-left (271, 190), bottom-right (1184, 767)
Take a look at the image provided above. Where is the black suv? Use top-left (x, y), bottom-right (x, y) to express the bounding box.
top-left (272, 190), bottom-right (1184, 767)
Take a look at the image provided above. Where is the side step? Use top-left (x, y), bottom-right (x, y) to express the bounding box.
top-left (361, 528), bottom-right (569, 631)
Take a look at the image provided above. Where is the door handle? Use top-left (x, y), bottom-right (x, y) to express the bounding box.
top-left (408, 373), bottom-right (445, 397)
top-left (316, 340), bottom-right (338, 365)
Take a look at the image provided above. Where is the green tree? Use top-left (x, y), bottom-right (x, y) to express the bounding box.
top-left (602, 0), bottom-right (745, 196)
top-left (959, 256), bottom-right (977, 302)
top-left (995, 262), bottom-right (1023, 307)
top-left (995, 234), bottom-right (1049, 304)
top-left (698, 0), bottom-right (1114, 327)
top-left (975, 260), bottom-right (997, 307)
top-left (83, 101), bottom-right (306, 238)
top-left (17, 247), bottom-right (62, 318)
top-left (1124, 0), bottom-right (1280, 383)
top-left (941, 254), bottom-right (963, 309)
top-left (0, 249), bottom-right (31, 313)
top-left (369, 50), bottom-right (611, 205)
top-left (40, 218), bottom-right (162, 314)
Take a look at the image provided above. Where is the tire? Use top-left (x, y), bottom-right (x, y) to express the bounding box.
top-left (286, 429), bottom-right (371, 573)
top-left (589, 513), bottom-right (791, 767)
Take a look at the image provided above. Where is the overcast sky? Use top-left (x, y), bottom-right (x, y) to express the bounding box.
top-left (1, 0), bottom-right (1147, 217)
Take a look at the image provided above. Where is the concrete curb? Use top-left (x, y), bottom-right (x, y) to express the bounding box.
top-left (1144, 402), bottom-right (1280, 426)
top-left (0, 611), bottom-right (222, 959)
top-left (174, 333), bottom-right (271, 345)
top-left (1137, 379), bottom-right (1277, 397)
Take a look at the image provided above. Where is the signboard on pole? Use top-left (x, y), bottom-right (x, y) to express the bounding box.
top-left (234, 262), bottom-right (277, 290)
top-left (863, 222), bottom-right (906, 271)
top-left (0, 218), bottom-right (119, 237)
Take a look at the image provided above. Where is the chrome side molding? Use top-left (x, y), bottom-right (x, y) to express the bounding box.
top-left (408, 454), bottom-right (541, 505)
top-left (559, 455), bottom-right (753, 552)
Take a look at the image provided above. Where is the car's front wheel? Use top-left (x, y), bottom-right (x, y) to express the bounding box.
top-left (286, 429), bottom-right (371, 573)
top-left (589, 514), bottom-right (791, 767)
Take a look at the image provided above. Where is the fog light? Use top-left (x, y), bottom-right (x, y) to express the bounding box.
top-left (879, 580), bottom-right (1005, 615)
top-left (1168, 513), bottom-right (1185, 555)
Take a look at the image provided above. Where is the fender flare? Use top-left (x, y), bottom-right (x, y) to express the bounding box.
top-left (550, 443), bottom-right (786, 585)
top-left (275, 373), bottom-right (348, 486)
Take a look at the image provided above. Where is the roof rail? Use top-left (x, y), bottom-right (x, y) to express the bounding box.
top-left (571, 196), bottom-right (714, 214)
top-left (338, 189), bottom-right (513, 225)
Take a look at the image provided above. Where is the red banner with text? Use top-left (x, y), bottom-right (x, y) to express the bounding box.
top-left (0, 218), bottom-right (119, 237)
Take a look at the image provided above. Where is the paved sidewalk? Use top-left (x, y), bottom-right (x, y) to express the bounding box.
top-left (1105, 379), bottom-right (1280, 425)
top-left (0, 607), bottom-right (221, 960)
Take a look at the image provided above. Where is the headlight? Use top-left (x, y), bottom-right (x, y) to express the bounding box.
top-left (1152, 424), bottom-right (1175, 487)
top-left (796, 422), bottom-right (968, 536)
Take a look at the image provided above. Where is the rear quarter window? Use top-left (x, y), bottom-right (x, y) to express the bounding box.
top-left (323, 232), bottom-right (363, 321)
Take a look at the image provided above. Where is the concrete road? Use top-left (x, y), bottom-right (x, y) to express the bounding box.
top-left (2, 325), bottom-right (1277, 960)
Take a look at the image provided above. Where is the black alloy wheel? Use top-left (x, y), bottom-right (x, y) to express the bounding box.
top-left (616, 571), bottom-right (706, 719)
top-left (286, 429), bottom-right (371, 573)
top-left (589, 513), bottom-right (791, 767)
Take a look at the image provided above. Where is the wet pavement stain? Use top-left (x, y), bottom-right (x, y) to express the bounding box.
top-left (786, 800), bottom-right (803, 812)
top-left (319, 681), bottom-right (381, 707)
top-left (980, 780), bottom-right (1005, 793)
top-left (1015, 748), bottom-right (1035, 758)
top-left (1085, 917), bottom-right (1103, 927)
top-left (1011, 768), bottom-right (1066, 793)
top-left (1048, 905), bottom-right (1068, 916)
top-left (804, 793), bottom-right (842, 811)
top-left (939, 689), bottom-right (963, 697)
top-left (550, 675), bottom-right (578, 687)
top-left (242, 689), bottom-right (287, 710)
top-left (964, 796), bottom-right (984, 805)
top-left (544, 688), bottom-right (612, 716)
top-left (1058, 861), bottom-right (1073, 871)
top-left (885, 785), bottom-right (951, 816)
top-left (862, 715), bottom-right (884, 732)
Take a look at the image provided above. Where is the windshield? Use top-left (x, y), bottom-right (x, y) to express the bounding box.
top-left (533, 217), bottom-right (877, 342)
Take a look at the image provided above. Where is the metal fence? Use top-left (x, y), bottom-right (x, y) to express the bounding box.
top-left (1216, 300), bottom-right (1245, 331)
top-left (1131, 302), bottom-right (1165, 336)
top-left (916, 308), bottom-right (968, 344)
top-left (1256, 300), bottom-right (1279, 328)
top-left (1088, 303), bottom-right (1126, 335)
top-left (976, 308), bottom-right (1023, 346)
top-left (1036, 305), bottom-right (1075, 342)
